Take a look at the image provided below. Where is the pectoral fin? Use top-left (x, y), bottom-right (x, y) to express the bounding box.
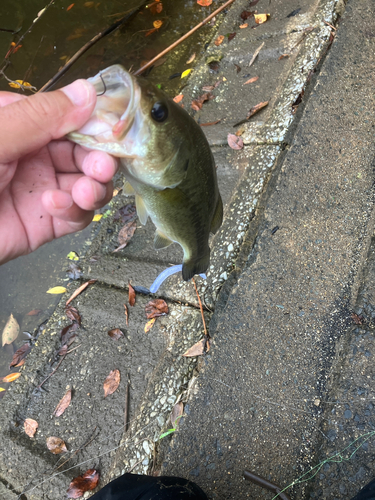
top-left (123, 180), bottom-right (135, 195)
top-left (154, 230), bottom-right (173, 250)
top-left (210, 195), bottom-right (223, 234)
top-left (161, 157), bottom-right (189, 189)
top-left (135, 194), bottom-right (148, 225)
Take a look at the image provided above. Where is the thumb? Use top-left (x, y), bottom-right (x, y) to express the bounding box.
top-left (0, 80), bottom-right (96, 164)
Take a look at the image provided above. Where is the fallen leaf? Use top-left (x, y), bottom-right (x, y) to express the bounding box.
top-left (58, 345), bottom-right (68, 356)
top-left (278, 53), bottom-right (290, 60)
top-left (54, 389), bottom-right (72, 417)
top-left (26, 309), bottom-right (41, 316)
top-left (145, 27), bottom-right (158, 37)
top-left (240, 10), bottom-right (254, 20)
top-left (149, 1), bottom-right (163, 14)
top-left (112, 220), bottom-right (137, 252)
top-left (153, 19), bottom-right (163, 29)
top-left (249, 0), bottom-right (260, 5)
top-left (67, 262), bottom-right (82, 280)
top-left (129, 284), bottom-right (136, 307)
top-left (8, 80), bottom-right (34, 89)
top-left (24, 418), bottom-right (38, 438)
top-left (92, 214), bottom-right (103, 221)
top-left (144, 318), bottom-right (156, 333)
top-left (65, 306), bottom-right (81, 325)
top-left (108, 328), bottom-right (125, 340)
top-left (200, 119), bottom-right (221, 126)
top-left (234, 64), bottom-right (241, 73)
top-left (10, 344), bottom-right (31, 368)
top-left (197, 0), bottom-right (212, 5)
top-left (254, 13), bottom-right (269, 24)
top-left (66, 279), bottom-right (96, 306)
top-left (215, 35), bottom-right (225, 46)
top-left (239, 23), bottom-right (248, 28)
top-left (183, 338), bottom-right (210, 357)
top-left (227, 133), bottom-right (244, 150)
top-left (227, 32), bottom-right (237, 41)
top-left (186, 53), bottom-right (196, 64)
top-left (67, 3), bottom-right (74, 11)
top-left (0, 388), bottom-right (5, 392)
top-left (113, 204), bottom-right (136, 224)
top-left (67, 469), bottom-right (100, 499)
top-left (170, 402), bottom-right (183, 426)
top-left (243, 76), bottom-right (259, 85)
top-left (47, 286), bottom-right (67, 295)
top-left (173, 94), bottom-right (184, 103)
top-left (103, 369), bottom-right (120, 397)
top-left (191, 92), bottom-right (214, 111)
top-left (2, 313), bottom-right (20, 346)
top-left (60, 322), bottom-right (79, 345)
top-left (112, 187), bottom-right (121, 197)
top-left (145, 299), bottom-right (169, 319)
top-left (246, 100), bottom-right (269, 118)
top-left (181, 69), bottom-right (192, 79)
top-left (1, 372), bottom-right (21, 383)
top-left (46, 436), bottom-right (68, 454)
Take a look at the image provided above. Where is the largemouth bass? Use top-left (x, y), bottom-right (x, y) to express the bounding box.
top-left (68, 65), bottom-right (223, 281)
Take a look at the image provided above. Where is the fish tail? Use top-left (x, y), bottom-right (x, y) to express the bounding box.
top-left (182, 250), bottom-right (210, 282)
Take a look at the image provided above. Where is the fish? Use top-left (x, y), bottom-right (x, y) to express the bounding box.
top-left (68, 65), bottom-right (223, 281)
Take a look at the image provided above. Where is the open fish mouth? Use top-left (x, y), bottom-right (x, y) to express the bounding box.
top-left (67, 65), bottom-right (143, 154)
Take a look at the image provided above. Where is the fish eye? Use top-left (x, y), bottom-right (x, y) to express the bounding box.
top-left (151, 101), bottom-right (168, 122)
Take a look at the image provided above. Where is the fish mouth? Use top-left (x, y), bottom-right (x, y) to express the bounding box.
top-left (68, 65), bottom-right (144, 151)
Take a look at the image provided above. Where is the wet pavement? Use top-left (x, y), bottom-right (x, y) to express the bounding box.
top-left (1, 0), bottom-right (375, 498)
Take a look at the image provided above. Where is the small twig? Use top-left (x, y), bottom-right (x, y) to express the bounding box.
top-left (21, 35), bottom-right (45, 90)
top-left (134, 0), bottom-right (237, 76)
top-left (127, 459), bottom-right (143, 473)
top-left (53, 427), bottom-right (98, 472)
top-left (39, 2), bottom-right (148, 93)
top-left (192, 278), bottom-right (209, 339)
top-left (249, 41), bottom-right (264, 68)
top-left (124, 304), bottom-right (129, 326)
top-left (66, 343), bottom-right (82, 354)
top-left (244, 470), bottom-right (291, 500)
top-left (323, 20), bottom-right (336, 30)
top-left (37, 354), bottom-right (67, 390)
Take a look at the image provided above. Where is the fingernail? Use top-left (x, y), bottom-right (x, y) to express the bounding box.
top-left (61, 79), bottom-right (94, 107)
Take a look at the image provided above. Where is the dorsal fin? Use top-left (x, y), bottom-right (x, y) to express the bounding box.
top-left (135, 194), bottom-right (148, 225)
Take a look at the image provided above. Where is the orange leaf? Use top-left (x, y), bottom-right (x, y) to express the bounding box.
top-left (144, 318), bottom-right (156, 333)
top-left (1, 372), bottom-right (21, 383)
top-left (214, 35), bottom-right (225, 46)
top-left (67, 469), bottom-right (99, 498)
top-left (145, 28), bottom-right (158, 37)
top-left (153, 20), bottom-right (163, 29)
top-left (66, 279), bottom-right (96, 306)
top-left (246, 100), bottom-right (269, 119)
top-left (173, 94), bottom-right (184, 103)
top-left (103, 369), bottom-right (120, 397)
top-left (108, 328), bottom-right (125, 340)
top-left (128, 284), bottom-right (136, 306)
top-left (243, 76), bottom-right (259, 85)
top-left (54, 389), bottom-right (72, 417)
top-left (24, 418), bottom-right (38, 438)
top-left (197, 0), bottom-right (212, 6)
top-left (67, 3), bottom-right (74, 11)
top-left (145, 299), bottom-right (169, 319)
top-left (27, 309), bottom-right (41, 316)
top-left (239, 23), bottom-right (248, 28)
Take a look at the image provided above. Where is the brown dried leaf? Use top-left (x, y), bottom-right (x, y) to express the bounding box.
top-left (249, 0), bottom-right (260, 5)
top-left (170, 402), bottom-right (183, 427)
top-left (173, 94), bottom-right (183, 103)
top-left (60, 322), bottom-right (79, 345)
top-left (24, 418), bottom-right (38, 438)
top-left (1, 372), bottom-right (21, 383)
top-left (103, 369), bottom-right (120, 397)
top-left (227, 133), bottom-right (244, 150)
top-left (246, 100), bottom-right (269, 119)
top-left (54, 389), bottom-right (72, 417)
top-left (67, 469), bottom-right (100, 499)
top-left (26, 309), bottom-right (42, 316)
top-left (65, 306), bottom-right (81, 325)
top-left (183, 339), bottom-right (210, 357)
top-left (278, 53), bottom-right (290, 60)
top-left (58, 345), bottom-right (68, 356)
top-left (128, 284), bottom-right (136, 306)
top-left (113, 203), bottom-right (136, 223)
top-left (113, 220), bottom-right (137, 252)
top-left (108, 328), bottom-right (125, 340)
top-left (66, 279), bottom-right (97, 306)
top-left (214, 35), bottom-right (225, 46)
top-left (240, 10), bottom-right (254, 20)
top-left (124, 304), bottom-right (129, 325)
top-left (239, 23), bottom-right (248, 28)
top-left (228, 32), bottom-right (237, 42)
top-left (191, 92), bottom-right (213, 111)
top-left (243, 76), bottom-right (259, 85)
top-left (186, 53), bottom-right (196, 64)
top-left (10, 344), bottom-right (31, 368)
top-left (200, 119), bottom-right (221, 126)
top-left (144, 318), bottom-right (156, 333)
top-left (145, 299), bottom-right (169, 319)
top-left (46, 436), bottom-right (68, 454)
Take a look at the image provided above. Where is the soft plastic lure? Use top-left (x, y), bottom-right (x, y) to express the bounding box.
top-left (150, 265), bottom-right (207, 294)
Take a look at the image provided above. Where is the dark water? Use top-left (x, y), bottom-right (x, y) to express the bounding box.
top-left (0, 0), bottom-right (219, 393)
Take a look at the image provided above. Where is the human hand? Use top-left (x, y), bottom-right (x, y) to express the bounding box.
top-left (0, 80), bottom-right (118, 265)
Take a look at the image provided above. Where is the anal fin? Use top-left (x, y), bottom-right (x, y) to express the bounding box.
top-left (154, 230), bottom-right (173, 250)
top-left (123, 180), bottom-right (135, 195)
top-left (135, 194), bottom-right (149, 225)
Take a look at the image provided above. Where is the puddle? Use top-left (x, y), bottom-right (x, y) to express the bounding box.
top-left (0, 0), bottom-right (219, 393)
